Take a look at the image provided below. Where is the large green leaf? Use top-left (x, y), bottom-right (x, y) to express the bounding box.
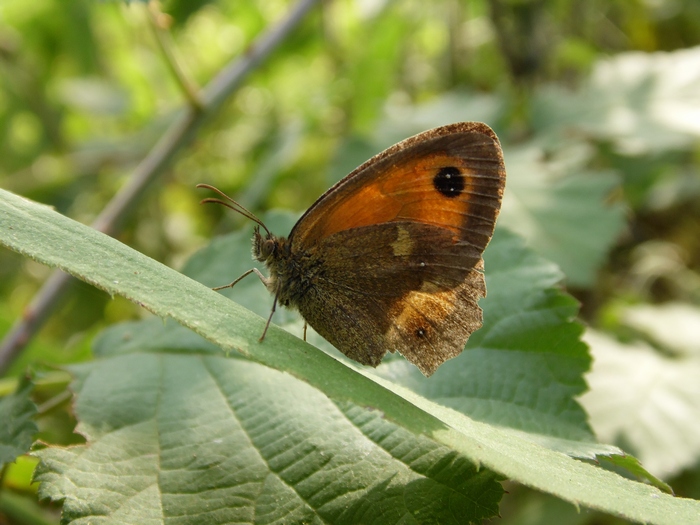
top-left (37, 353), bottom-right (501, 524)
top-left (580, 324), bottom-right (700, 480)
top-left (2, 188), bottom-right (700, 524)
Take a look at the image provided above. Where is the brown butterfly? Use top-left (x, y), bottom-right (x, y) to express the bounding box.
top-left (199, 122), bottom-right (506, 376)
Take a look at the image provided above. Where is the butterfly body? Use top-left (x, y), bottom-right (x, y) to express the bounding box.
top-left (243, 122), bottom-right (506, 376)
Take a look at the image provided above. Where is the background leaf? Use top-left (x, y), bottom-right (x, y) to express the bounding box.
top-left (580, 327), bottom-right (700, 479)
top-left (533, 46), bottom-right (700, 155)
top-left (497, 145), bottom-right (626, 287)
top-left (0, 376), bottom-right (37, 468)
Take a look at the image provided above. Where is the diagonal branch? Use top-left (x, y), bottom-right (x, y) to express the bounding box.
top-left (0, 0), bottom-right (322, 375)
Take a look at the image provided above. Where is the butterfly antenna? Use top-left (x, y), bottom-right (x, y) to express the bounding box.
top-left (196, 183), bottom-right (271, 237)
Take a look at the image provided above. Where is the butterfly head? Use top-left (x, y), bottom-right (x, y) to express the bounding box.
top-left (252, 225), bottom-right (284, 263)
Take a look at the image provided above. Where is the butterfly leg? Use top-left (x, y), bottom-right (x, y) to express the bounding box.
top-left (212, 267), bottom-right (269, 291)
top-left (303, 321), bottom-right (308, 341)
top-left (259, 293), bottom-right (279, 342)
top-left (251, 267), bottom-right (270, 286)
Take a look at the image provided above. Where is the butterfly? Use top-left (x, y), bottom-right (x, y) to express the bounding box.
top-left (199, 121), bottom-right (505, 376)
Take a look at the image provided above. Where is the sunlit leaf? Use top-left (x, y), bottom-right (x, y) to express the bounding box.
top-left (579, 330), bottom-right (700, 478)
top-left (533, 46), bottom-right (700, 154)
top-left (621, 303), bottom-right (700, 357)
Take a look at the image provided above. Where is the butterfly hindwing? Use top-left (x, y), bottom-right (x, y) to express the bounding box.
top-left (293, 222), bottom-right (486, 375)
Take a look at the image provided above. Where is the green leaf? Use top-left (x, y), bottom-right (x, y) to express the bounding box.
top-left (621, 303), bottom-right (700, 358)
top-left (497, 144), bottom-right (626, 287)
top-left (36, 354), bottom-right (501, 524)
top-left (602, 455), bottom-right (673, 495)
top-left (0, 376), bottom-right (38, 468)
top-left (580, 329), bottom-right (700, 480)
top-left (2, 189), bottom-right (700, 524)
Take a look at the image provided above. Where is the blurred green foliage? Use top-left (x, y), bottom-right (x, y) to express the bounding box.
top-left (1, 0), bottom-right (700, 523)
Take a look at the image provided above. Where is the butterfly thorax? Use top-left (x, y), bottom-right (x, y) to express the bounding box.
top-left (252, 226), bottom-right (317, 309)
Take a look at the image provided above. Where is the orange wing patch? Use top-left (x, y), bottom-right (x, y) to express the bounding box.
top-left (312, 181), bottom-right (403, 240)
top-left (390, 283), bottom-right (460, 335)
top-left (384, 269), bottom-right (487, 376)
top-left (299, 152), bottom-right (502, 244)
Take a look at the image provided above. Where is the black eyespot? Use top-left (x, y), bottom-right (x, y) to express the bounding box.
top-left (434, 167), bottom-right (465, 198)
top-left (416, 327), bottom-right (427, 338)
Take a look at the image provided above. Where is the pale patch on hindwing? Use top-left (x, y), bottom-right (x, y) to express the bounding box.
top-left (390, 225), bottom-right (414, 257)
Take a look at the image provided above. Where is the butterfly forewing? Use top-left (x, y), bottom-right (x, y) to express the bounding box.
top-left (290, 122), bottom-right (505, 251)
